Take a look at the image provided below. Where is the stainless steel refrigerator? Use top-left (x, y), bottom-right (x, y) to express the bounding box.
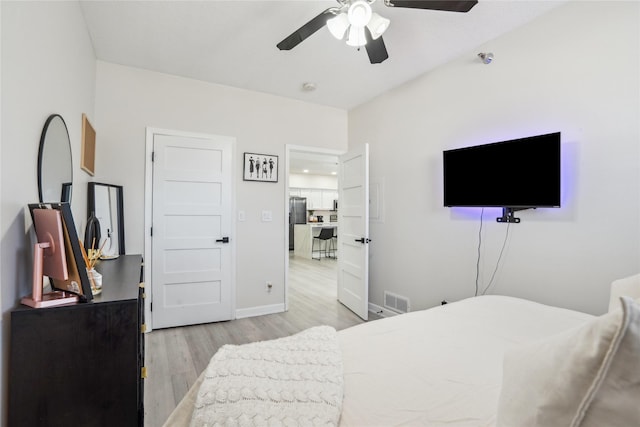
top-left (289, 197), bottom-right (307, 250)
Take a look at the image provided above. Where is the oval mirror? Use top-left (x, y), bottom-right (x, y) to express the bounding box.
top-left (38, 114), bottom-right (73, 203)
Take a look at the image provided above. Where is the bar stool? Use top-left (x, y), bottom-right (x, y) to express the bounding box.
top-left (312, 227), bottom-right (336, 260)
top-left (332, 228), bottom-right (338, 259)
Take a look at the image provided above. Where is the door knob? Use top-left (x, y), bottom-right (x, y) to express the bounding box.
top-left (216, 237), bottom-right (230, 243)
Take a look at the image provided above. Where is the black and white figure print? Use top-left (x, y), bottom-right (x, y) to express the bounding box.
top-left (243, 152), bottom-right (278, 182)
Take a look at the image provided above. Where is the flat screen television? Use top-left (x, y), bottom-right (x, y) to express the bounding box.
top-left (443, 132), bottom-right (561, 209)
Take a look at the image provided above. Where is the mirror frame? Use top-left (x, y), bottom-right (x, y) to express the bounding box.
top-left (87, 182), bottom-right (126, 256)
top-left (37, 114), bottom-right (73, 203)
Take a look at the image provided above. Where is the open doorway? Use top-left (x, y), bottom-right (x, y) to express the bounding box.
top-left (284, 145), bottom-right (343, 311)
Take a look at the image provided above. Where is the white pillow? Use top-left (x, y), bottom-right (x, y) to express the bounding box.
top-left (496, 296), bottom-right (640, 427)
top-left (608, 273), bottom-right (640, 312)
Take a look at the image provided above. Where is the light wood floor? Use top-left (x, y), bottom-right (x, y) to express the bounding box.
top-left (144, 254), bottom-right (373, 427)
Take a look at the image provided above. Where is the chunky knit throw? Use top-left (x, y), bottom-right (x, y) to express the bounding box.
top-left (190, 326), bottom-right (344, 427)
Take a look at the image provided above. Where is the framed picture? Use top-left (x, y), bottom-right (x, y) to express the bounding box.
top-left (81, 113), bottom-right (96, 176)
top-left (243, 152), bottom-right (278, 182)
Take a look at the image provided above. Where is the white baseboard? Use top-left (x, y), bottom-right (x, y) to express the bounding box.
top-left (237, 302), bottom-right (393, 320)
top-left (235, 303), bottom-right (286, 319)
top-left (368, 302), bottom-right (399, 318)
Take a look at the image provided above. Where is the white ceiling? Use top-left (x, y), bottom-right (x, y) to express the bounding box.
top-left (290, 152), bottom-right (339, 175)
top-left (80, 0), bottom-right (564, 110)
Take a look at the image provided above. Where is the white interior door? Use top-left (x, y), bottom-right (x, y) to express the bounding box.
top-left (151, 132), bottom-right (234, 329)
top-left (338, 143), bottom-right (370, 320)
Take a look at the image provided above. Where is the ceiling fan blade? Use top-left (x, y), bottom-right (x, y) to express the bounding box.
top-left (385, 0), bottom-right (478, 12)
top-left (277, 9), bottom-right (335, 51)
top-left (365, 29), bottom-right (389, 64)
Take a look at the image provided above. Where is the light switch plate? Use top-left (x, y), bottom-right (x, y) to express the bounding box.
top-left (261, 210), bottom-right (272, 222)
top-left (238, 210), bottom-right (246, 222)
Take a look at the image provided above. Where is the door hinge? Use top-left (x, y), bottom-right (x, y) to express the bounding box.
top-left (141, 366), bottom-right (147, 379)
top-left (150, 226), bottom-right (153, 237)
top-left (151, 151), bottom-right (155, 162)
top-left (151, 302), bottom-right (153, 312)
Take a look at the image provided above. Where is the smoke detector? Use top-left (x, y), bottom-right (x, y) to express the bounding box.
top-left (478, 52), bottom-right (494, 64)
top-left (301, 82), bottom-right (317, 92)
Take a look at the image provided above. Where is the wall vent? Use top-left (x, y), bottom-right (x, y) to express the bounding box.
top-left (383, 291), bottom-right (410, 314)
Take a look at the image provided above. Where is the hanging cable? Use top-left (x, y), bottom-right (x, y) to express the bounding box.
top-left (474, 208), bottom-right (484, 297)
top-left (482, 220), bottom-right (511, 295)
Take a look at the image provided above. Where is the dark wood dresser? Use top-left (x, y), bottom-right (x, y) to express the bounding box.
top-left (9, 255), bottom-right (145, 427)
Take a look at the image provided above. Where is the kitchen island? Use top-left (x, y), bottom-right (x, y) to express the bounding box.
top-left (293, 223), bottom-right (338, 260)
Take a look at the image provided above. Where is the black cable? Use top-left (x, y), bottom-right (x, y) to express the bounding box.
top-left (482, 220), bottom-right (511, 295)
top-left (475, 208), bottom-right (484, 297)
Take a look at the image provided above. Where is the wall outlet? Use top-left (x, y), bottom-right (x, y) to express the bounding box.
top-left (266, 281), bottom-right (273, 292)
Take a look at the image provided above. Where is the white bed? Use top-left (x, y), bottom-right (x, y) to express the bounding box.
top-left (338, 295), bottom-right (592, 426)
top-left (164, 275), bottom-right (640, 427)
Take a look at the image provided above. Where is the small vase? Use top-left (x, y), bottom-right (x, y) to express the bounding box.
top-left (87, 268), bottom-right (103, 295)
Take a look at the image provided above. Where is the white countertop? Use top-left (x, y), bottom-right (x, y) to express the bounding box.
top-left (307, 222), bottom-right (338, 226)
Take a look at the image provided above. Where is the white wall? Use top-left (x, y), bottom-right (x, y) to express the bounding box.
top-left (290, 173), bottom-right (338, 189)
top-left (0, 3), bottom-right (635, 421)
top-left (93, 62), bottom-right (348, 311)
top-left (1, 1), bottom-right (96, 423)
top-left (350, 1), bottom-right (640, 315)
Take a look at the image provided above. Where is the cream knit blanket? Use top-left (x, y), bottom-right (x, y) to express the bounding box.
top-left (190, 326), bottom-right (344, 427)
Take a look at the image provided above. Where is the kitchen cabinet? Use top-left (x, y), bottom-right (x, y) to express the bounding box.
top-left (322, 190), bottom-right (338, 209)
top-left (299, 189), bottom-right (322, 209)
top-left (293, 188), bottom-right (337, 210)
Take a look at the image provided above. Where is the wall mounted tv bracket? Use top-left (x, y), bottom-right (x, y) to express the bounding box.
top-left (496, 207), bottom-right (531, 224)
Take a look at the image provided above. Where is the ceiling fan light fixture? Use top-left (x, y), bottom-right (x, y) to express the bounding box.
top-left (346, 25), bottom-right (367, 47)
top-left (277, 0), bottom-right (479, 64)
top-left (347, 0), bottom-right (372, 27)
top-left (367, 12), bottom-right (390, 39)
top-left (327, 12), bottom-right (350, 40)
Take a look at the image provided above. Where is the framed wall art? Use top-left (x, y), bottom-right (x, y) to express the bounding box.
top-left (81, 113), bottom-right (96, 176)
top-left (243, 152), bottom-right (278, 182)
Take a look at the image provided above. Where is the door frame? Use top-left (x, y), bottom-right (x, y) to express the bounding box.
top-left (284, 145), bottom-right (345, 311)
top-left (144, 127), bottom-right (237, 332)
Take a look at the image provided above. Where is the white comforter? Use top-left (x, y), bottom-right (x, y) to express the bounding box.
top-left (338, 295), bottom-right (593, 426)
top-left (164, 295), bottom-right (593, 426)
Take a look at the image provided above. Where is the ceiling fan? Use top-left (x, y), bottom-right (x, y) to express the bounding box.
top-left (277, 0), bottom-right (478, 64)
